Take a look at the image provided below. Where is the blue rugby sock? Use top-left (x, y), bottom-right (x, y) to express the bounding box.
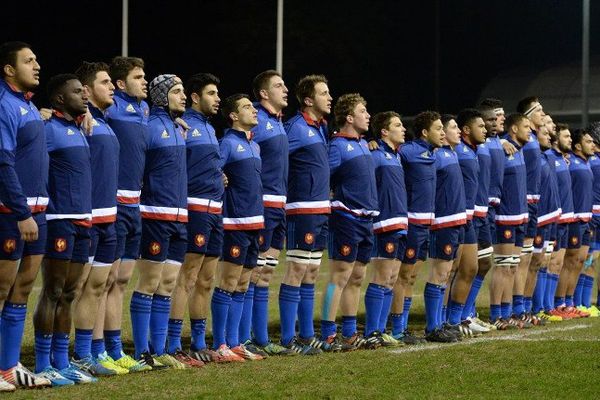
top-left (364, 283), bottom-right (385, 336)
top-left (532, 267), bottom-right (547, 313)
top-left (512, 295), bottom-right (524, 316)
top-left (574, 275), bottom-right (585, 306)
top-left (424, 283), bottom-right (441, 333)
top-left (447, 300), bottom-right (464, 325)
top-left (211, 288), bottom-right (232, 349)
top-left (130, 291), bottom-right (152, 358)
top-left (34, 333), bottom-right (52, 373)
top-left (91, 338), bottom-right (105, 358)
top-left (0, 302), bottom-right (27, 370)
top-left (583, 275), bottom-right (594, 308)
top-left (190, 318), bottom-right (207, 351)
top-left (341, 316), bottom-right (357, 338)
top-left (104, 330), bottom-right (123, 360)
top-left (51, 333), bottom-right (70, 370)
top-left (298, 283), bottom-right (316, 339)
top-left (379, 288), bottom-right (393, 332)
top-left (524, 297), bottom-right (533, 314)
top-left (279, 284), bottom-right (300, 345)
top-left (500, 302), bottom-right (511, 319)
top-left (149, 294), bottom-right (171, 356)
top-left (565, 295), bottom-right (574, 307)
top-left (554, 296), bottom-right (565, 308)
top-left (391, 313), bottom-right (403, 336)
top-left (490, 304), bottom-right (501, 321)
top-left (74, 328), bottom-right (93, 359)
top-left (438, 286), bottom-right (446, 327)
top-left (239, 284), bottom-right (254, 344)
top-left (252, 285), bottom-right (269, 346)
top-left (226, 291), bottom-right (245, 348)
top-left (401, 297), bottom-right (412, 331)
top-left (167, 319), bottom-right (183, 354)
top-left (543, 273), bottom-right (557, 311)
top-left (463, 275), bottom-right (483, 320)
top-left (320, 320), bottom-right (337, 340)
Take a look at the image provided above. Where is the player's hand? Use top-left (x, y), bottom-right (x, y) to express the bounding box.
top-left (82, 110), bottom-right (94, 135)
top-left (368, 140), bottom-right (379, 150)
top-left (40, 108), bottom-right (53, 121)
top-left (222, 173), bottom-right (229, 187)
top-left (17, 216), bottom-right (38, 242)
top-left (500, 139), bottom-right (517, 155)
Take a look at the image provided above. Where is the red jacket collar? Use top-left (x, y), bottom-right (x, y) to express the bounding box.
top-left (53, 110), bottom-right (86, 125)
top-left (6, 81), bottom-right (34, 101)
top-left (301, 111), bottom-right (327, 128)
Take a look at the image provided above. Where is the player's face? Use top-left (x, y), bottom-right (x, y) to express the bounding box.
top-left (350, 102), bottom-right (370, 134)
top-left (468, 117), bottom-right (487, 145)
top-left (167, 82), bottom-right (186, 114)
top-left (386, 116), bottom-right (406, 146)
top-left (544, 115), bottom-right (556, 136)
top-left (443, 119), bottom-right (460, 147)
top-left (62, 79), bottom-right (88, 116)
top-left (312, 82), bottom-right (332, 116)
top-left (425, 119), bottom-right (445, 148)
top-left (124, 67), bottom-right (147, 100)
top-left (537, 125), bottom-right (551, 150)
top-left (580, 133), bottom-right (595, 157)
top-left (235, 97), bottom-right (258, 129)
top-left (265, 75), bottom-right (288, 110)
top-left (557, 129), bottom-right (572, 153)
top-left (87, 71), bottom-right (114, 110)
top-left (515, 118), bottom-right (531, 146)
top-left (481, 109), bottom-right (497, 135)
top-left (529, 102), bottom-right (544, 129)
top-left (9, 47), bottom-right (40, 91)
top-left (495, 109), bottom-right (505, 132)
top-left (198, 83), bottom-right (220, 116)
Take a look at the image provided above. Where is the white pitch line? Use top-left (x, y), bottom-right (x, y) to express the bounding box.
top-left (390, 324), bottom-right (591, 354)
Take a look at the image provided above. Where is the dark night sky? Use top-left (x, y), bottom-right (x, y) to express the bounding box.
top-left (3, 0), bottom-right (599, 127)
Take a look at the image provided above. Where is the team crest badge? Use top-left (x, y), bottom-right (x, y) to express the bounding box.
top-left (503, 230), bottom-right (512, 239)
top-left (55, 238), bottom-right (67, 253)
top-left (304, 233), bottom-right (314, 245)
top-left (3, 239), bottom-right (16, 253)
top-left (149, 241), bottom-right (161, 255)
top-left (258, 235), bottom-right (265, 246)
top-left (443, 244), bottom-right (453, 256)
top-left (385, 242), bottom-right (395, 254)
top-left (230, 245), bottom-right (241, 258)
top-left (571, 236), bottom-right (579, 246)
top-left (340, 244), bottom-right (352, 257)
top-left (194, 234), bottom-right (206, 247)
top-left (405, 248), bottom-right (416, 259)
top-left (534, 235), bottom-right (543, 245)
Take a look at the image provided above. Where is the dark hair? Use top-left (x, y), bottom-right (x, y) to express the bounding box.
top-left (47, 73), bottom-right (79, 108)
top-left (571, 128), bottom-right (590, 149)
top-left (556, 122), bottom-right (569, 132)
top-left (75, 61), bottom-right (110, 87)
top-left (456, 108), bottom-right (482, 131)
top-left (295, 74), bottom-right (328, 106)
top-left (333, 93), bottom-right (366, 128)
top-left (185, 72), bottom-right (220, 107)
top-left (505, 113), bottom-right (527, 132)
top-left (587, 121), bottom-right (600, 145)
top-left (371, 111), bottom-right (400, 138)
top-left (441, 114), bottom-right (455, 129)
top-left (413, 111), bottom-right (441, 137)
top-left (221, 93), bottom-right (251, 127)
top-left (252, 70), bottom-right (281, 100)
top-left (478, 98), bottom-right (503, 110)
top-left (0, 41), bottom-right (31, 78)
top-left (109, 56), bottom-right (144, 82)
top-left (516, 96), bottom-right (539, 114)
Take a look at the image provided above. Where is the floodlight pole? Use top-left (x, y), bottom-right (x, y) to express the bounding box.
top-left (276, 0), bottom-right (284, 73)
top-left (122, 0), bottom-right (129, 57)
top-left (582, 0), bottom-right (590, 127)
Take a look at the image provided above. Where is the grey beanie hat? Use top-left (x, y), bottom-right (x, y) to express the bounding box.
top-left (148, 74), bottom-right (179, 107)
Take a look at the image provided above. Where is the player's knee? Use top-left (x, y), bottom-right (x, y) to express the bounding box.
top-left (348, 268), bottom-right (366, 287)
